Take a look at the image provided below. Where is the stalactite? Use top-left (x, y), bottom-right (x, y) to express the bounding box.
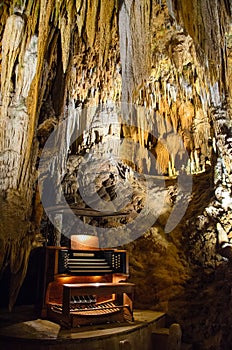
top-left (0, 105), bottom-right (28, 191)
top-left (99, 0), bottom-right (115, 66)
top-left (119, 0), bottom-right (151, 104)
top-left (60, 0), bottom-right (74, 74)
top-left (155, 140), bottom-right (170, 174)
top-left (76, 0), bottom-right (86, 37)
top-left (1, 12), bottom-right (25, 117)
top-left (86, 0), bottom-right (99, 48)
top-left (14, 35), bottom-right (38, 102)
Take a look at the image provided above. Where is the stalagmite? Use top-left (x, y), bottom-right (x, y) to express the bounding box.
top-left (167, 323), bottom-right (182, 350)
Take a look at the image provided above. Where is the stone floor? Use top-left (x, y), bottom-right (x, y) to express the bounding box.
top-left (0, 306), bottom-right (166, 349)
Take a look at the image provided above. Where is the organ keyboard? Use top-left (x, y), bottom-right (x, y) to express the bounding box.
top-left (58, 249), bottom-right (126, 275)
top-left (42, 246), bottom-right (135, 328)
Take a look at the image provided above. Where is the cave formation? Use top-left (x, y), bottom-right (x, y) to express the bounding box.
top-left (1, 0), bottom-right (232, 349)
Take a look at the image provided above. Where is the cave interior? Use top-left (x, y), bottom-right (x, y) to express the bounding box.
top-left (1, 0), bottom-right (232, 349)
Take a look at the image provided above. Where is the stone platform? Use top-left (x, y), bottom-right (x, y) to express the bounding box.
top-left (0, 306), bottom-right (166, 350)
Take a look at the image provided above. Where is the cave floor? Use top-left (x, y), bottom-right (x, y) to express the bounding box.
top-left (0, 306), bottom-right (165, 344)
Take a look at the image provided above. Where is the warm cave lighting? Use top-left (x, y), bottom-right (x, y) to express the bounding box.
top-left (71, 234), bottom-right (99, 250)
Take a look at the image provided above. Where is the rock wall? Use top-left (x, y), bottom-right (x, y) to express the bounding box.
top-left (0, 1), bottom-right (232, 348)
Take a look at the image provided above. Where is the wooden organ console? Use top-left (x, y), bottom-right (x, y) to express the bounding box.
top-left (41, 237), bottom-right (135, 328)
